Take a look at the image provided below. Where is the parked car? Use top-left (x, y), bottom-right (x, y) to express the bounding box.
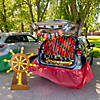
top-left (33, 19), bottom-right (94, 68)
top-left (0, 32), bottom-right (41, 56)
top-left (29, 20), bottom-right (94, 89)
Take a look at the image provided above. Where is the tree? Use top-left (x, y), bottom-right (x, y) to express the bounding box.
top-left (49, 0), bottom-right (100, 36)
top-left (35, 0), bottom-right (50, 22)
top-left (0, 0), bottom-right (8, 32)
top-left (22, 0), bottom-right (35, 23)
top-left (0, 0), bottom-right (23, 32)
top-left (0, 0), bottom-right (99, 33)
top-left (23, 0), bottom-right (50, 22)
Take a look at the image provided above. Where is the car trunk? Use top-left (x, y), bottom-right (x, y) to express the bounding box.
top-left (37, 36), bottom-right (77, 69)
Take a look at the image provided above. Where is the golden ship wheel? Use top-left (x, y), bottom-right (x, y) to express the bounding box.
top-left (4, 47), bottom-right (36, 90)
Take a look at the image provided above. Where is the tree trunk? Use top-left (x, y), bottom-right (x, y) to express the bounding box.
top-left (77, 0), bottom-right (91, 36)
top-left (84, 26), bottom-right (88, 38)
top-left (85, 29), bottom-right (88, 38)
top-left (27, 0), bottom-right (35, 23)
top-left (1, 28), bottom-right (4, 32)
top-left (29, 24), bottom-right (34, 34)
top-left (4, 24), bottom-right (8, 32)
top-left (40, 0), bottom-right (49, 21)
top-left (21, 22), bottom-right (24, 32)
top-left (2, 0), bottom-right (9, 32)
top-left (36, 0), bottom-right (41, 22)
top-left (65, 5), bottom-right (70, 16)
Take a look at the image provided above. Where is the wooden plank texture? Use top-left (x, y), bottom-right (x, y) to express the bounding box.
top-left (11, 72), bottom-right (29, 90)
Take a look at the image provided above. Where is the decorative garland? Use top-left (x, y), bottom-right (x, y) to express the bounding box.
top-left (36, 29), bottom-right (65, 40)
top-left (36, 23), bottom-right (72, 40)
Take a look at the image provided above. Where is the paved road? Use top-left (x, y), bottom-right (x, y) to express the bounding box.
top-left (0, 58), bottom-right (100, 100)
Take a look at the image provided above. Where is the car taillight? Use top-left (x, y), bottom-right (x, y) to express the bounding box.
top-left (0, 45), bottom-right (5, 48)
top-left (77, 49), bottom-right (82, 54)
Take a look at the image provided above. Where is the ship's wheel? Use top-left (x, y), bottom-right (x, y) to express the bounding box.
top-left (4, 47), bottom-right (36, 76)
top-left (4, 47), bottom-right (36, 90)
top-left (10, 53), bottom-right (30, 72)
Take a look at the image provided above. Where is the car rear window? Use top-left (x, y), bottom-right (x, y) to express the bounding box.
top-left (5, 36), bottom-right (19, 43)
top-left (17, 35), bottom-right (28, 42)
top-left (5, 35), bottom-right (28, 43)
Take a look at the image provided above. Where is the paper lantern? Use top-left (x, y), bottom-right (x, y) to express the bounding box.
top-left (58, 29), bottom-right (64, 36)
top-left (43, 33), bottom-right (47, 39)
top-left (51, 33), bottom-right (55, 39)
top-left (36, 30), bottom-right (41, 36)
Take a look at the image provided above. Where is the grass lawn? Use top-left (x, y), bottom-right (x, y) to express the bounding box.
top-left (87, 36), bottom-right (100, 58)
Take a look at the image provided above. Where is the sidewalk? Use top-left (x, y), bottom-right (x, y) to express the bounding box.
top-left (0, 58), bottom-right (100, 100)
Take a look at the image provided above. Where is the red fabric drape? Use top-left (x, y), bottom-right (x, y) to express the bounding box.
top-left (29, 58), bottom-right (93, 89)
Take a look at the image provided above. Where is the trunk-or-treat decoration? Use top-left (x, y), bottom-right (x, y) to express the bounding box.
top-left (29, 36), bottom-right (93, 88)
top-left (35, 20), bottom-right (73, 41)
top-left (29, 60), bottom-right (93, 89)
top-left (3, 47), bottom-right (36, 90)
top-left (38, 36), bottom-right (76, 69)
top-left (36, 29), bottom-right (65, 40)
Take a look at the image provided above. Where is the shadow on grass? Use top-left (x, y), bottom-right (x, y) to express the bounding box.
top-left (89, 41), bottom-right (100, 45)
top-left (88, 38), bottom-right (100, 41)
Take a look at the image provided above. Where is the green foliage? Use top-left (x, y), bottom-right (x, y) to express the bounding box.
top-left (0, 0), bottom-right (100, 32)
top-left (88, 36), bottom-right (100, 58)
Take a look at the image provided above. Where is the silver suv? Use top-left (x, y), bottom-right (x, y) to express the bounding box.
top-left (0, 32), bottom-right (41, 56)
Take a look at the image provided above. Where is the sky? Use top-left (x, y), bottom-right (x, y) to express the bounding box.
top-left (97, 14), bottom-right (100, 22)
